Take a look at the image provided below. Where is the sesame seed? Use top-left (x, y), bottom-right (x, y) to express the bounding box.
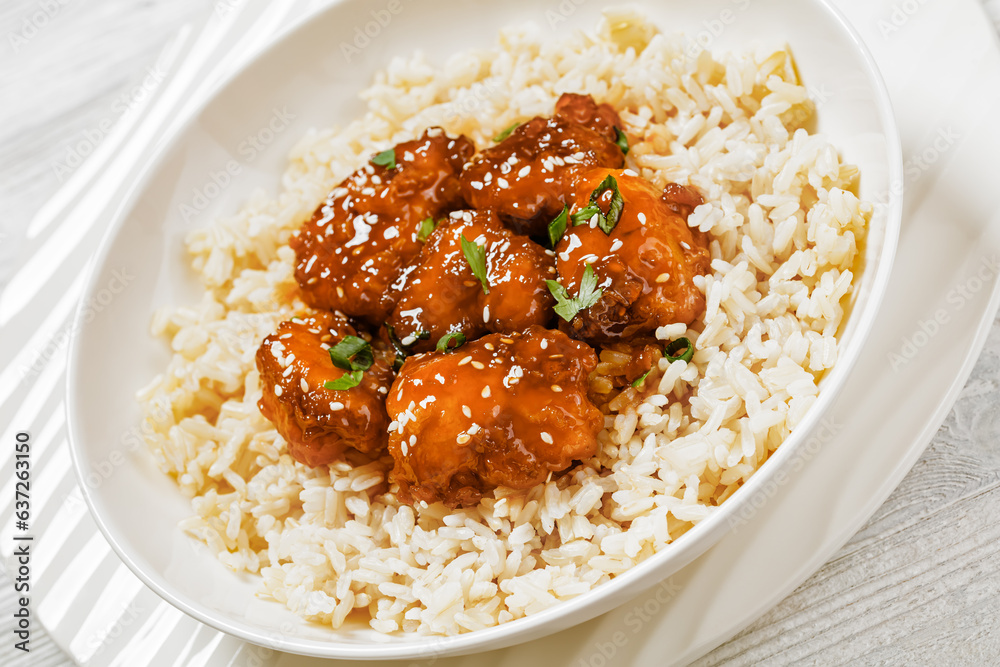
top-left (681, 241), bottom-right (691, 250)
top-left (300, 379), bottom-right (309, 392)
top-left (462, 405), bottom-right (472, 418)
top-left (517, 165), bottom-right (531, 178)
top-left (330, 402), bottom-right (344, 411)
top-left (483, 305), bottom-right (491, 323)
top-left (550, 354), bottom-right (564, 359)
top-left (274, 385), bottom-right (282, 396)
top-left (638, 212), bottom-right (647, 224)
top-left (551, 384), bottom-right (563, 392)
top-left (469, 424), bottom-right (481, 435)
top-left (459, 356), bottom-right (472, 366)
top-left (482, 386), bottom-right (491, 398)
top-left (501, 337), bottom-right (514, 344)
top-left (471, 361), bottom-right (485, 370)
top-left (457, 433), bottom-right (471, 445)
top-left (540, 432), bottom-right (553, 444)
top-left (410, 435), bottom-right (417, 446)
top-left (497, 177), bottom-right (509, 189)
top-left (401, 441), bottom-right (408, 455)
top-left (484, 343), bottom-right (495, 351)
top-left (610, 239), bottom-right (623, 252)
top-left (540, 339), bottom-right (548, 350)
top-left (624, 168), bottom-right (639, 177)
top-left (656, 272), bottom-right (670, 283)
top-left (282, 366), bottom-right (293, 377)
top-left (471, 181), bottom-right (483, 190)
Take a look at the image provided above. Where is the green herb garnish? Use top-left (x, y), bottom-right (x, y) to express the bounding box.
top-left (329, 335), bottom-right (373, 372)
top-left (632, 370), bottom-right (652, 388)
top-left (372, 148), bottom-right (396, 169)
top-left (386, 325), bottom-right (429, 371)
top-left (548, 205), bottom-right (569, 248)
top-left (436, 331), bottom-right (467, 352)
top-left (417, 217), bottom-right (437, 242)
top-left (570, 204), bottom-right (602, 227)
top-left (614, 127), bottom-right (630, 155)
top-left (571, 174), bottom-right (624, 235)
top-left (546, 263), bottom-right (603, 322)
top-left (664, 337), bottom-right (694, 363)
top-left (324, 335), bottom-right (374, 390)
top-left (461, 234), bottom-right (490, 295)
top-left (325, 370), bottom-right (364, 391)
top-left (493, 122), bottom-right (519, 142)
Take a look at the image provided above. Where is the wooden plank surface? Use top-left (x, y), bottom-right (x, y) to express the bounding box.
top-left (2, 1), bottom-right (999, 665)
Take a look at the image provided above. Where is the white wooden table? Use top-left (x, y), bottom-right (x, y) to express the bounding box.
top-left (2, 1), bottom-right (1000, 665)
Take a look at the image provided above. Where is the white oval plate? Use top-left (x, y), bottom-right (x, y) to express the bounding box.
top-left (65, 0), bottom-right (900, 660)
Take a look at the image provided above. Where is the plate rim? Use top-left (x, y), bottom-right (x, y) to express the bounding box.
top-left (63, 0), bottom-right (904, 660)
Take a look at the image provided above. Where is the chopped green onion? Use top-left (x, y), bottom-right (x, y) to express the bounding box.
top-left (436, 331), bottom-right (467, 352)
top-left (570, 175), bottom-right (624, 235)
top-left (325, 370), bottom-right (364, 391)
top-left (570, 204), bottom-right (602, 226)
top-left (460, 234), bottom-right (490, 295)
top-left (664, 337), bottom-right (694, 363)
top-left (417, 217), bottom-right (437, 242)
top-left (614, 127), bottom-right (630, 155)
top-left (386, 325), bottom-right (428, 371)
top-left (329, 335), bottom-right (373, 372)
top-left (546, 264), bottom-right (603, 322)
top-left (493, 122), bottom-right (519, 142)
top-left (548, 205), bottom-right (569, 248)
top-left (631, 370), bottom-right (652, 388)
top-left (372, 148), bottom-right (396, 169)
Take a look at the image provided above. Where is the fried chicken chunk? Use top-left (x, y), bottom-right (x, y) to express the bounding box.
top-left (384, 209), bottom-right (556, 353)
top-left (256, 312), bottom-right (394, 466)
top-left (292, 128), bottom-right (475, 324)
top-left (460, 93), bottom-right (626, 238)
top-left (554, 168), bottom-right (711, 344)
top-left (386, 326), bottom-right (603, 507)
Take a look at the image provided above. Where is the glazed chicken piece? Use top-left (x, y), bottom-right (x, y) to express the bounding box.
top-left (553, 168), bottom-right (711, 344)
top-left (386, 326), bottom-right (603, 507)
top-left (292, 128), bottom-right (475, 324)
top-left (460, 93), bottom-right (626, 238)
top-left (256, 312), bottom-right (394, 467)
top-left (384, 209), bottom-right (556, 353)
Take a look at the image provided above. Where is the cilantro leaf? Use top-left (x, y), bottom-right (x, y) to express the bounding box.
top-left (372, 148), bottom-right (396, 169)
top-left (461, 234), bottom-right (490, 295)
top-left (417, 217), bottom-right (437, 242)
top-left (325, 370), bottom-right (364, 391)
top-left (546, 264), bottom-right (603, 322)
top-left (548, 205), bottom-right (569, 247)
top-left (570, 175), bottom-right (624, 235)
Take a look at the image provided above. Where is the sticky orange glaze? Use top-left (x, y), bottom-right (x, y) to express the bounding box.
top-left (291, 128), bottom-right (475, 324)
top-left (460, 94), bottom-right (625, 238)
top-left (256, 312), bottom-right (394, 466)
top-left (386, 326), bottom-right (602, 507)
top-left (384, 209), bottom-right (556, 352)
top-left (554, 168), bottom-right (711, 343)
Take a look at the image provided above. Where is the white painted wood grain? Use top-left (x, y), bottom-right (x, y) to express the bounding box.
top-left (2, 2), bottom-right (999, 666)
